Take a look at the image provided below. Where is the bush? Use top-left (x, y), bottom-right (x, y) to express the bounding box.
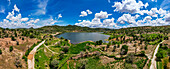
top-left (120, 45), bottom-right (128, 55)
top-left (30, 34), bottom-right (35, 38)
top-left (9, 46), bottom-right (13, 52)
top-left (50, 59), bottom-right (59, 69)
top-left (126, 53), bottom-right (135, 64)
top-left (11, 36), bottom-right (16, 41)
top-left (140, 51), bottom-right (145, 56)
top-left (95, 40), bottom-right (103, 45)
top-left (145, 46), bottom-right (147, 50)
top-left (22, 56), bottom-right (27, 62)
top-left (0, 49), bottom-right (2, 54)
top-left (17, 41), bottom-right (19, 45)
top-left (22, 37), bottom-right (24, 40)
top-left (50, 35), bottom-right (53, 38)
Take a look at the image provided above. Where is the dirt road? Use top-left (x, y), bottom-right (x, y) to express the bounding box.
top-left (27, 40), bottom-right (45, 69)
top-left (150, 41), bottom-right (163, 69)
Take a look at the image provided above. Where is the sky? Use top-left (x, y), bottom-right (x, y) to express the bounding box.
top-left (0, 0), bottom-right (169, 29)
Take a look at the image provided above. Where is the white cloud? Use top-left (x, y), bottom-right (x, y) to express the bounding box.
top-left (112, 0), bottom-right (148, 14)
top-left (8, 0), bottom-right (11, 6)
top-left (75, 18), bottom-right (118, 28)
top-left (144, 3), bottom-right (149, 8)
top-left (151, 0), bottom-right (157, 2)
top-left (58, 14), bottom-right (62, 19)
top-left (158, 8), bottom-right (167, 17)
top-left (108, 0), bottom-right (111, 3)
top-left (0, 8), bottom-right (5, 14)
top-left (160, 0), bottom-right (170, 10)
top-left (165, 13), bottom-right (170, 22)
top-left (34, 19), bottom-right (40, 23)
top-left (33, 0), bottom-right (48, 15)
top-left (80, 9), bottom-right (92, 17)
top-left (80, 11), bottom-right (88, 17)
top-left (86, 9), bottom-right (92, 14)
top-left (14, 4), bottom-right (20, 12)
top-left (0, 4), bottom-right (41, 28)
top-left (76, 11), bottom-right (117, 28)
top-left (117, 14), bottom-right (139, 24)
top-left (78, 20), bottom-right (81, 22)
top-left (144, 16), bottom-right (152, 21)
top-left (21, 18), bottom-right (29, 21)
top-left (95, 11), bottom-right (112, 19)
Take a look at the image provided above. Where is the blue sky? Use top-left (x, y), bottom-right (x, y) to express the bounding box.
top-left (0, 0), bottom-right (169, 28)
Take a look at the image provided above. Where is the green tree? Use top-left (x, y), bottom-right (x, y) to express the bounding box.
top-left (30, 34), bottom-right (35, 38)
top-left (120, 45), bottom-right (128, 55)
top-left (22, 37), bottom-right (24, 40)
top-left (99, 40), bottom-right (103, 45)
top-left (17, 41), bottom-right (19, 45)
top-left (9, 46), bottom-right (13, 52)
top-left (0, 49), bottom-right (2, 54)
top-left (11, 36), bottom-right (16, 41)
top-left (145, 45), bottom-right (147, 50)
top-left (14, 32), bottom-right (17, 37)
top-left (126, 53), bottom-right (135, 64)
top-left (50, 35), bottom-right (53, 38)
top-left (140, 51), bottom-right (145, 56)
top-left (50, 59), bottom-right (59, 69)
top-left (156, 52), bottom-right (163, 61)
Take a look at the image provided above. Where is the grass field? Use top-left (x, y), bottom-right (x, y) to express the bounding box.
top-left (157, 62), bottom-right (163, 69)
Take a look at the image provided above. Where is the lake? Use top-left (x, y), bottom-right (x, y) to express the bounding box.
top-left (57, 32), bottom-right (110, 44)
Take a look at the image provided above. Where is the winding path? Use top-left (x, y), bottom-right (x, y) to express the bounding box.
top-left (27, 40), bottom-right (45, 69)
top-left (44, 44), bottom-right (59, 54)
top-left (150, 41), bottom-right (163, 69)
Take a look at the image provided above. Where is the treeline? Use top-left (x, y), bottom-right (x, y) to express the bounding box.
top-left (35, 25), bottom-right (113, 33)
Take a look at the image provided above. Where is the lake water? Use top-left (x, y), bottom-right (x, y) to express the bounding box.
top-left (57, 32), bottom-right (110, 44)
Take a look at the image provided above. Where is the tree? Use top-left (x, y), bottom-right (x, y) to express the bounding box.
top-left (156, 52), bottom-right (163, 61)
top-left (14, 32), bottom-right (17, 37)
top-left (107, 43), bottom-right (110, 48)
top-left (30, 34), bottom-right (35, 38)
top-left (59, 52), bottom-right (64, 60)
top-left (77, 60), bottom-right (87, 69)
top-left (0, 49), bottom-right (2, 54)
top-left (140, 51), bottom-right (145, 56)
top-left (126, 53), bottom-right (135, 64)
top-left (22, 37), bottom-right (24, 40)
top-left (60, 37), bottom-right (64, 39)
top-left (9, 46), bottom-right (13, 52)
top-left (50, 35), bottom-right (53, 38)
top-left (50, 59), bottom-right (59, 69)
top-left (95, 40), bottom-right (103, 45)
top-left (99, 40), bottom-right (103, 45)
top-left (17, 41), bottom-right (19, 45)
top-left (62, 46), bottom-right (69, 53)
top-left (145, 45), bottom-right (147, 50)
top-left (120, 45), bottom-right (128, 55)
top-left (11, 36), bottom-right (16, 41)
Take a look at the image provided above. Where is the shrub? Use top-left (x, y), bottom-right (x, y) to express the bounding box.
top-left (50, 59), bottom-right (59, 69)
top-left (11, 36), bottom-right (16, 41)
top-left (145, 46), bottom-right (147, 50)
top-left (120, 45), bottom-right (128, 55)
top-left (30, 34), bottom-right (35, 38)
top-left (0, 49), bottom-right (2, 54)
top-left (22, 37), bottom-right (24, 40)
top-left (140, 51), bottom-right (145, 56)
top-left (50, 35), bottom-right (53, 38)
top-left (126, 53), bottom-right (135, 64)
top-left (17, 41), bottom-right (19, 45)
top-left (9, 46), bottom-right (13, 52)
top-left (22, 56), bottom-right (27, 62)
